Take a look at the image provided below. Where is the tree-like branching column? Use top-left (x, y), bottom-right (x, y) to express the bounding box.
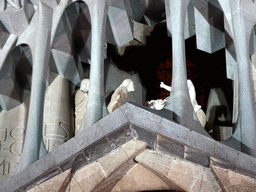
top-left (221, 0), bottom-right (256, 157)
top-left (17, 2), bottom-right (52, 172)
top-left (164, 0), bottom-right (209, 137)
top-left (79, 0), bottom-right (110, 131)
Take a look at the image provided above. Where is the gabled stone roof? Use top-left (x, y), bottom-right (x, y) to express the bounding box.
top-left (1, 102), bottom-right (256, 191)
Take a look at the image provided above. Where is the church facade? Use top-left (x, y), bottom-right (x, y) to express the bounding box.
top-left (0, 0), bottom-right (256, 191)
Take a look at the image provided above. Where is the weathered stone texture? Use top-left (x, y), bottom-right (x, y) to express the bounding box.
top-left (97, 139), bottom-right (146, 177)
top-left (135, 149), bottom-right (174, 176)
top-left (28, 169), bottom-right (71, 192)
top-left (136, 149), bottom-right (221, 192)
top-left (68, 162), bottom-right (105, 192)
top-left (112, 164), bottom-right (169, 192)
top-left (167, 158), bottom-right (205, 191)
top-left (191, 168), bottom-right (221, 192)
top-left (66, 139), bottom-right (147, 192)
top-left (121, 138), bottom-right (147, 157)
top-left (212, 165), bottom-right (256, 192)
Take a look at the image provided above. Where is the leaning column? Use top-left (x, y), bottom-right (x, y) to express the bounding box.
top-left (79, 0), bottom-right (109, 131)
top-left (17, 2), bottom-right (53, 171)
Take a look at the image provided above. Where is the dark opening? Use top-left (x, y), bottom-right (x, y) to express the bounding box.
top-left (107, 21), bottom-right (233, 140)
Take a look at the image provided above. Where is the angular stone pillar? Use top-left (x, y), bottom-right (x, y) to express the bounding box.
top-left (17, 2), bottom-right (53, 171)
top-left (166, 0), bottom-right (195, 40)
top-left (194, 0), bottom-right (225, 54)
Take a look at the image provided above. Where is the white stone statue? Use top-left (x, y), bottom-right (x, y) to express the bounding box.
top-left (75, 79), bottom-right (90, 134)
top-left (145, 97), bottom-right (170, 110)
top-left (147, 80), bottom-right (206, 127)
top-left (160, 80), bottom-right (202, 113)
top-left (107, 79), bottom-right (135, 113)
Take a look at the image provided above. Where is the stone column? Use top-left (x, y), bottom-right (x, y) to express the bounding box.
top-left (227, 3), bottom-right (256, 156)
top-left (17, 2), bottom-right (53, 171)
top-left (164, 0), bottom-right (208, 136)
top-left (79, 0), bottom-right (109, 131)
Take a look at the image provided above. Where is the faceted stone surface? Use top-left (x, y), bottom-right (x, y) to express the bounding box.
top-left (1, 104), bottom-right (256, 191)
top-left (121, 138), bottom-right (147, 157)
top-left (68, 161), bottom-right (105, 192)
top-left (135, 149), bottom-right (174, 176)
top-left (28, 169), bottom-right (71, 192)
top-left (136, 149), bottom-right (221, 192)
top-left (97, 139), bottom-right (146, 177)
top-left (212, 165), bottom-right (256, 192)
top-left (65, 139), bottom-right (147, 191)
top-left (166, 158), bottom-right (205, 191)
top-left (112, 163), bottom-right (169, 192)
top-left (191, 168), bottom-right (221, 192)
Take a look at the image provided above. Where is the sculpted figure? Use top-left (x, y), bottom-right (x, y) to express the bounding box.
top-left (196, 108), bottom-right (207, 127)
top-left (75, 79), bottom-right (90, 134)
top-left (107, 79), bottom-right (135, 113)
top-left (159, 80), bottom-right (206, 127)
top-left (145, 97), bottom-right (169, 110)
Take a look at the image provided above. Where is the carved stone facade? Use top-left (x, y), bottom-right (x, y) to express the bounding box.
top-left (43, 72), bottom-right (73, 152)
top-left (0, 98), bottom-right (28, 182)
top-left (0, 0), bottom-right (256, 191)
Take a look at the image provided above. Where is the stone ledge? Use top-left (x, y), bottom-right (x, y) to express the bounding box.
top-left (157, 134), bottom-right (185, 159)
top-left (122, 103), bottom-right (256, 178)
top-left (210, 156), bottom-right (256, 180)
top-left (74, 107), bottom-right (129, 151)
top-left (130, 124), bottom-right (157, 150)
top-left (1, 154), bottom-right (59, 192)
top-left (21, 139), bottom-right (146, 192)
top-left (1, 102), bottom-right (256, 191)
top-left (0, 108), bottom-right (130, 191)
top-left (184, 146), bottom-right (210, 167)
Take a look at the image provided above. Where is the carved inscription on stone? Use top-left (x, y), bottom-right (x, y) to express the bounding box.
top-left (0, 101), bottom-right (27, 182)
top-left (0, 126), bottom-right (25, 180)
top-left (43, 73), bottom-right (73, 152)
top-left (44, 122), bottom-right (70, 152)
